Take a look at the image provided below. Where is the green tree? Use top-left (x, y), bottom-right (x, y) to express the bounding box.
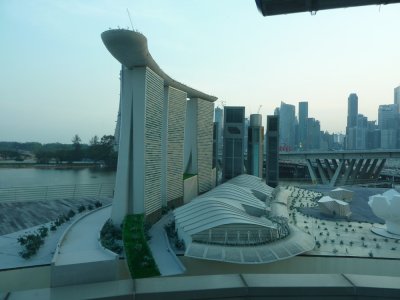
top-left (71, 134), bottom-right (82, 162)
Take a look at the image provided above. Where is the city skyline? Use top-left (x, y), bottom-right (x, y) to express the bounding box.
top-left (1, 1), bottom-right (400, 143)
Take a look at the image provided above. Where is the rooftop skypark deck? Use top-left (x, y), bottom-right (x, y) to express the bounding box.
top-left (101, 29), bottom-right (217, 102)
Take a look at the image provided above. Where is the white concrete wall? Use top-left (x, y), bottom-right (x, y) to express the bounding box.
top-left (143, 67), bottom-right (164, 216)
top-left (111, 66), bottom-right (164, 224)
top-left (183, 175), bottom-right (198, 204)
top-left (51, 260), bottom-right (118, 287)
top-left (184, 100), bottom-right (198, 175)
top-left (166, 87), bottom-right (187, 203)
top-left (196, 98), bottom-right (214, 193)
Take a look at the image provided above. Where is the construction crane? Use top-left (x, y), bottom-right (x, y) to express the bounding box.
top-left (257, 105), bottom-right (262, 114)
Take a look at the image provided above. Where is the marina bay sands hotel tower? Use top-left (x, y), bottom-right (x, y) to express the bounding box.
top-left (101, 29), bottom-right (217, 225)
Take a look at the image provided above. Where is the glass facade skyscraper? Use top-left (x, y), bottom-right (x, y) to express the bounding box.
top-left (223, 106), bottom-right (245, 181)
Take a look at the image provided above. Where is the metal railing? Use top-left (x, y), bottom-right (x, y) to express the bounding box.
top-left (0, 183), bottom-right (115, 202)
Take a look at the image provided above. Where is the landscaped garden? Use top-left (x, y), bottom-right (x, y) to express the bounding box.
top-left (123, 214), bottom-right (160, 278)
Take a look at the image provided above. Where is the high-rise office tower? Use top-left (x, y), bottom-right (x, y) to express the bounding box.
top-left (347, 93), bottom-right (358, 128)
top-left (247, 114), bottom-right (264, 178)
top-left (266, 115), bottom-right (279, 188)
top-left (346, 93), bottom-right (358, 149)
top-left (298, 101), bottom-right (308, 150)
top-left (355, 114), bottom-right (368, 149)
top-left (366, 120), bottom-right (380, 149)
top-left (306, 118), bottom-right (321, 150)
top-left (214, 106), bottom-right (224, 158)
top-left (102, 29), bottom-right (216, 224)
top-left (394, 86), bottom-right (400, 113)
top-left (223, 106), bottom-right (245, 181)
top-left (279, 102), bottom-right (296, 151)
top-left (378, 104), bottom-right (399, 149)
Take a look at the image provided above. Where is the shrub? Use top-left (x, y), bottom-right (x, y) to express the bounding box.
top-left (94, 201), bottom-right (103, 208)
top-left (38, 226), bottom-right (48, 238)
top-left (78, 204), bottom-right (86, 213)
top-left (50, 223), bottom-right (57, 231)
top-left (67, 209), bottom-right (76, 218)
top-left (100, 219), bottom-right (123, 254)
top-left (18, 233), bottom-right (44, 259)
top-left (88, 204), bottom-right (93, 210)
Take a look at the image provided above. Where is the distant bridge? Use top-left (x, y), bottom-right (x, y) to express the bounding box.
top-left (279, 150), bottom-right (400, 186)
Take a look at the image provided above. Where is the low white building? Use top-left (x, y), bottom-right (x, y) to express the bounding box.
top-left (318, 196), bottom-right (351, 218)
top-left (328, 188), bottom-right (353, 202)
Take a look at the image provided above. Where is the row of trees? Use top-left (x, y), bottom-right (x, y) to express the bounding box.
top-left (0, 135), bottom-right (118, 169)
top-left (34, 134), bottom-right (117, 168)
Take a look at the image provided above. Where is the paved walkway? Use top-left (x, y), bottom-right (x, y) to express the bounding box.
top-left (55, 206), bottom-right (115, 265)
top-left (148, 212), bottom-right (185, 276)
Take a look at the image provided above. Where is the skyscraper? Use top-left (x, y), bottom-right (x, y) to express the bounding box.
top-left (298, 101), bottom-right (308, 150)
top-left (394, 85), bottom-right (400, 113)
top-left (346, 93), bottom-right (358, 150)
top-left (355, 114), bottom-right (368, 149)
top-left (347, 93), bottom-right (358, 128)
top-left (306, 118), bottom-right (321, 150)
top-left (378, 104), bottom-right (399, 149)
top-left (247, 114), bottom-right (264, 178)
top-left (279, 102), bottom-right (296, 151)
top-left (266, 115), bottom-right (279, 188)
top-left (223, 106), bottom-right (245, 181)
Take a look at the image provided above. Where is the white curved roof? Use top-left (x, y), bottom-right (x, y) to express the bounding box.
top-left (101, 29), bottom-right (217, 102)
top-left (184, 225), bottom-right (315, 264)
top-left (173, 174), bottom-right (315, 264)
top-left (228, 174), bottom-right (274, 197)
top-left (197, 183), bottom-right (267, 211)
top-left (175, 199), bottom-right (275, 236)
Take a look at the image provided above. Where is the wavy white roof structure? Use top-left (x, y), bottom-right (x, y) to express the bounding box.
top-left (174, 175), bottom-right (315, 264)
top-left (101, 29), bottom-right (217, 102)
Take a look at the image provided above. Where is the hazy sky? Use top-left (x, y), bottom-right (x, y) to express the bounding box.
top-left (1, 1), bottom-right (400, 143)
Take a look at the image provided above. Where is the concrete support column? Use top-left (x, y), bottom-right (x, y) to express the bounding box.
top-left (332, 159), bottom-right (339, 170)
top-left (306, 159), bottom-right (318, 184)
top-left (365, 159), bottom-right (379, 181)
top-left (330, 159), bottom-right (345, 187)
top-left (350, 159), bottom-right (364, 185)
top-left (339, 159), bottom-right (356, 186)
top-left (316, 159), bottom-right (329, 184)
top-left (359, 159), bottom-right (371, 181)
top-left (324, 159), bottom-right (334, 179)
top-left (372, 159), bottom-right (386, 180)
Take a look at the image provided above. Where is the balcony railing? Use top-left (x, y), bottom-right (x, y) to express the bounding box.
top-left (0, 183), bottom-right (115, 202)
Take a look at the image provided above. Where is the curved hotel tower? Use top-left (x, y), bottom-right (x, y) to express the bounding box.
top-left (101, 29), bottom-right (217, 224)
